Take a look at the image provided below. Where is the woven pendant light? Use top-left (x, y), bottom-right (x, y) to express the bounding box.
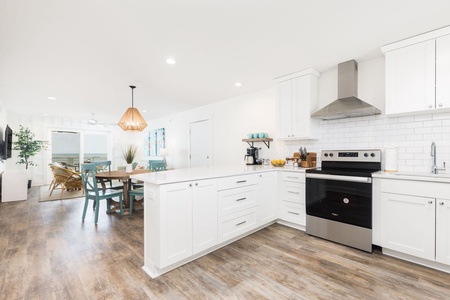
top-left (118, 85), bottom-right (148, 131)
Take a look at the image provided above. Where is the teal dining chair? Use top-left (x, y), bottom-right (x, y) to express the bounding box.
top-left (81, 163), bottom-right (124, 224)
top-left (129, 160), bottom-right (166, 216)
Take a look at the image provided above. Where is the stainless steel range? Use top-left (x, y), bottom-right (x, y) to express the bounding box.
top-left (305, 149), bottom-right (381, 252)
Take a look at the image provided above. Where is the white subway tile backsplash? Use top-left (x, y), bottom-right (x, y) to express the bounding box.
top-left (414, 114), bottom-right (433, 121)
top-left (423, 120), bottom-right (442, 127)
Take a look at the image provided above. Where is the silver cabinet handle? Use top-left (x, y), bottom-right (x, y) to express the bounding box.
top-left (439, 103), bottom-right (443, 107)
top-left (439, 202), bottom-right (444, 205)
top-left (235, 197), bottom-right (246, 202)
top-left (429, 104), bottom-right (433, 108)
top-left (195, 183), bottom-right (198, 186)
top-left (236, 180), bottom-right (247, 184)
top-left (428, 200), bottom-right (433, 204)
top-left (288, 191), bottom-right (300, 194)
top-left (189, 183), bottom-right (192, 187)
top-left (288, 211), bottom-right (299, 215)
top-left (287, 176), bottom-right (299, 179)
top-left (236, 221), bottom-right (246, 226)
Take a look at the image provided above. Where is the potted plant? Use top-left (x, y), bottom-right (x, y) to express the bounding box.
top-left (13, 125), bottom-right (47, 188)
top-left (122, 144), bottom-right (138, 173)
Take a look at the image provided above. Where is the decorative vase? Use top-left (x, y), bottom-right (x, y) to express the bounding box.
top-left (126, 163), bottom-right (133, 173)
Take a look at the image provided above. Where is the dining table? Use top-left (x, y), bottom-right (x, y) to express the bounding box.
top-left (96, 169), bottom-right (151, 210)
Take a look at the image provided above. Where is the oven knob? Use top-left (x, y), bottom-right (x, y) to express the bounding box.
top-left (329, 153), bottom-right (334, 157)
top-left (343, 198), bottom-right (350, 204)
top-left (364, 153), bottom-right (368, 157)
top-left (324, 153), bottom-right (328, 157)
top-left (371, 153), bottom-right (375, 157)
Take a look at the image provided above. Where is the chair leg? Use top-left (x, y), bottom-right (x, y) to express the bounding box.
top-left (119, 195), bottom-right (124, 216)
top-left (107, 198), bottom-right (111, 213)
top-left (129, 194), bottom-right (133, 216)
top-left (82, 198), bottom-right (89, 221)
top-left (94, 199), bottom-right (100, 224)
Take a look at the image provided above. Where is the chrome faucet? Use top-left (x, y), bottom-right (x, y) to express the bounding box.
top-left (431, 142), bottom-right (446, 174)
top-left (431, 142), bottom-right (438, 174)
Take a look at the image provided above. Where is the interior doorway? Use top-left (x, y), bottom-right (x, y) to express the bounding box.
top-left (189, 119), bottom-right (212, 168)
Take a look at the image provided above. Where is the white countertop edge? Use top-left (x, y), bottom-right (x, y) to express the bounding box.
top-left (131, 164), bottom-right (311, 185)
top-left (372, 171), bottom-right (450, 183)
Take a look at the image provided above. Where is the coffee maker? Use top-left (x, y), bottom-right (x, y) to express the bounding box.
top-left (244, 147), bottom-right (261, 165)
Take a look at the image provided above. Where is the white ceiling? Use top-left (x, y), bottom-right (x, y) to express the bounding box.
top-left (1, 0), bottom-right (450, 125)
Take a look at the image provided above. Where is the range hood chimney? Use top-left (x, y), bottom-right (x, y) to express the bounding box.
top-left (311, 60), bottom-right (381, 120)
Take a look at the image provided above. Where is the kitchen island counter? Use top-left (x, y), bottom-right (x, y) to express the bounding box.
top-left (131, 164), bottom-right (309, 185)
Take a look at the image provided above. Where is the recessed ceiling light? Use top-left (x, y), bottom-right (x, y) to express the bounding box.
top-left (47, 97), bottom-right (57, 100)
top-left (142, 110), bottom-right (147, 113)
top-left (234, 82), bottom-right (242, 87)
top-left (166, 58), bottom-right (176, 65)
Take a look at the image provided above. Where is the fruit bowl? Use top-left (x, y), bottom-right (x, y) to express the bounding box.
top-left (271, 159), bottom-right (286, 167)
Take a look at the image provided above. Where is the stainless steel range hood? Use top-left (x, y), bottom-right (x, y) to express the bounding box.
top-left (311, 60), bottom-right (381, 120)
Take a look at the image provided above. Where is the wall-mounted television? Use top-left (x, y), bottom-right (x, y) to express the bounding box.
top-left (0, 125), bottom-right (12, 160)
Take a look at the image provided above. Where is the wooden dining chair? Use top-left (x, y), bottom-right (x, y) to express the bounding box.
top-left (81, 163), bottom-right (124, 224)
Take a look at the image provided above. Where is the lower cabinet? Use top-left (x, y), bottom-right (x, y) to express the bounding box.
top-left (380, 192), bottom-right (435, 260)
top-left (278, 171), bottom-right (306, 226)
top-left (380, 178), bottom-right (450, 266)
top-left (257, 172), bottom-right (278, 225)
top-left (159, 179), bottom-right (218, 267)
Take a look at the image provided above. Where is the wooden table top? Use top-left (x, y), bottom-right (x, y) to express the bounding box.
top-left (95, 169), bottom-right (151, 180)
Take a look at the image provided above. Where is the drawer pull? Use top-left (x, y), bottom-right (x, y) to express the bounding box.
top-left (236, 180), bottom-right (247, 184)
top-left (236, 197), bottom-right (246, 202)
top-left (288, 211), bottom-right (299, 215)
top-left (288, 191), bottom-right (300, 194)
top-left (287, 176), bottom-right (298, 179)
top-left (236, 221), bottom-right (247, 226)
top-left (439, 202), bottom-right (445, 205)
top-left (428, 200), bottom-right (433, 204)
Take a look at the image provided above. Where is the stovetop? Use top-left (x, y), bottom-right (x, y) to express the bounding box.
top-left (306, 149), bottom-right (382, 177)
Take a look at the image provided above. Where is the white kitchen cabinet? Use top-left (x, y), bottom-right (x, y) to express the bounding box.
top-left (278, 171), bottom-right (306, 227)
top-left (382, 27), bottom-right (450, 115)
top-left (436, 34), bottom-right (450, 109)
top-left (151, 178), bottom-right (217, 268)
top-left (192, 179), bottom-right (218, 254)
top-left (436, 199), bottom-right (450, 265)
top-left (380, 192), bottom-right (435, 260)
top-left (276, 69), bottom-right (319, 139)
top-left (257, 172), bottom-right (277, 225)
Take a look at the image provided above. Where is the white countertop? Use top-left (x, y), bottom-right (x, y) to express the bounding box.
top-left (131, 164), bottom-right (310, 185)
top-left (373, 171), bottom-right (450, 183)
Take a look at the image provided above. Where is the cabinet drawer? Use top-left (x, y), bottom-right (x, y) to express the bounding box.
top-left (217, 174), bottom-right (258, 191)
top-left (218, 186), bottom-right (257, 217)
top-left (218, 208), bottom-right (258, 243)
top-left (281, 172), bottom-right (305, 183)
top-left (279, 201), bottom-right (306, 226)
top-left (280, 182), bottom-right (305, 204)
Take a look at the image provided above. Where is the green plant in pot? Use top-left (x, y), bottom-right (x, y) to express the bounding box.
top-left (13, 125), bottom-right (48, 188)
top-left (122, 144), bottom-right (138, 173)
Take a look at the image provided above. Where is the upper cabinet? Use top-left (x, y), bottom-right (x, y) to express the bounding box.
top-left (275, 69), bottom-right (320, 140)
top-left (381, 26), bottom-right (450, 115)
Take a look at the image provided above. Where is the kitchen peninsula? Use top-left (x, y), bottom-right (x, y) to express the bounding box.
top-left (132, 165), bottom-right (308, 278)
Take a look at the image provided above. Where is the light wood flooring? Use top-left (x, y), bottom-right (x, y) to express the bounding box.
top-left (1, 187), bottom-right (450, 299)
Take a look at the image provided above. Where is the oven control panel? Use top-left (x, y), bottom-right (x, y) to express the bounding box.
top-left (321, 150), bottom-right (381, 162)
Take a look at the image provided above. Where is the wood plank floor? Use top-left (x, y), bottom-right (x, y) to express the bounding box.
top-left (1, 187), bottom-right (450, 299)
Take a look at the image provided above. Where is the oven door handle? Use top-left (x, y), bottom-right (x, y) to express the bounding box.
top-left (306, 173), bottom-right (372, 183)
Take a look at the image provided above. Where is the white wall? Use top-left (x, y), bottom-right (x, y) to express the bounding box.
top-left (145, 87), bottom-right (283, 169)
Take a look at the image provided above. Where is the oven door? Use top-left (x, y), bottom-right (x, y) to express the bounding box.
top-left (305, 173), bottom-right (372, 229)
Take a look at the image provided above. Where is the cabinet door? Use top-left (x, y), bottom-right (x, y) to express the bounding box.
top-left (257, 172), bottom-right (277, 225)
top-left (436, 34), bottom-right (450, 109)
top-left (160, 182), bottom-right (193, 267)
top-left (436, 199), bottom-right (450, 265)
top-left (380, 192), bottom-right (435, 260)
top-left (192, 179), bottom-right (218, 254)
top-left (292, 75), bottom-right (314, 138)
top-left (385, 39), bottom-right (436, 115)
top-left (277, 80), bottom-right (292, 138)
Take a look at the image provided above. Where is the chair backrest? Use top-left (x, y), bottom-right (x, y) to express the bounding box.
top-left (90, 160), bottom-right (112, 172)
top-left (148, 160), bottom-right (167, 172)
top-left (81, 163), bottom-right (101, 196)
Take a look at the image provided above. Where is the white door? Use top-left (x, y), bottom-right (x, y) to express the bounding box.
top-left (380, 192), bottom-right (435, 260)
top-left (436, 199), bottom-right (450, 265)
top-left (189, 119), bottom-right (212, 168)
top-left (277, 80), bottom-right (292, 138)
top-left (436, 34), bottom-right (450, 109)
top-left (257, 172), bottom-right (278, 225)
